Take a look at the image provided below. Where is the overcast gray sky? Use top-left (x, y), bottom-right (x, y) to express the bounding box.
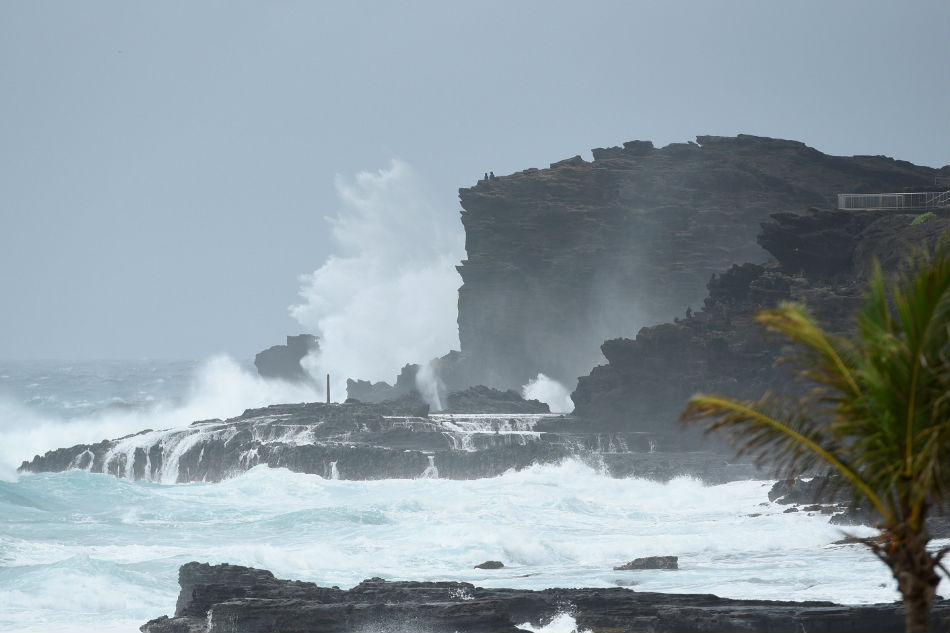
top-left (2, 1), bottom-right (948, 360)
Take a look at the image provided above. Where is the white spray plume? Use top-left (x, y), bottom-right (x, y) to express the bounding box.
top-left (1, 355), bottom-right (321, 480)
top-left (522, 373), bottom-right (575, 413)
top-left (517, 613), bottom-right (591, 633)
top-left (415, 360), bottom-right (445, 411)
top-left (290, 160), bottom-right (464, 404)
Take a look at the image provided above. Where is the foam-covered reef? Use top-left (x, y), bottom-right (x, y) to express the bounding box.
top-left (18, 401), bottom-right (759, 483)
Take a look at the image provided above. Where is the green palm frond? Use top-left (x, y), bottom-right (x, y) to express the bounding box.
top-left (683, 393), bottom-right (893, 522)
top-left (682, 238), bottom-right (950, 534)
top-left (756, 303), bottom-right (862, 399)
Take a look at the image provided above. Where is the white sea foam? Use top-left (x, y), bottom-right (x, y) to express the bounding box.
top-left (290, 160), bottom-right (464, 403)
top-left (521, 373), bottom-right (574, 413)
top-left (0, 355), bottom-right (321, 480)
top-left (3, 360), bottom-right (947, 633)
top-left (415, 359), bottom-right (446, 411)
top-left (518, 612), bottom-right (591, 633)
top-left (4, 460), bottom-right (943, 633)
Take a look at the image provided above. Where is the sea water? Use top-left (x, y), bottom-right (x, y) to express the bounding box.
top-left (0, 360), bottom-right (946, 633)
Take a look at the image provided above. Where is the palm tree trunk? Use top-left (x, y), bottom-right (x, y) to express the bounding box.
top-left (899, 570), bottom-right (935, 633)
top-left (881, 528), bottom-right (940, 633)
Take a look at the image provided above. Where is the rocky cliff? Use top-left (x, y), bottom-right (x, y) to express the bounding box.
top-left (456, 135), bottom-right (943, 390)
top-left (571, 206), bottom-right (949, 445)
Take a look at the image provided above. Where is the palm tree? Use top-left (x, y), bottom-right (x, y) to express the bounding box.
top-left (682, 242), bottom-right (950, 633)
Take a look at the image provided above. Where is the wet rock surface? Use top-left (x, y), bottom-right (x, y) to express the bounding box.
top-left (18, 400), bottom-right (763, 484)
top-left (347, 369), bottom-right (550, 414)
top-left (571, 206), bottom-right (949, 447)
top-left (141, 562), bottom-right (950, 633)
top-left (614, 556), bottom-right (678, 571)
top-left (474, 561), bottom-right (505, 570)
top-left (445, 386), bottom-right (549, 413)
top-left (768, 477), bottom-right (950, 536)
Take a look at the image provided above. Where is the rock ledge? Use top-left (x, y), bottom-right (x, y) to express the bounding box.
top-left (141, 562), bottom-right (949, 633)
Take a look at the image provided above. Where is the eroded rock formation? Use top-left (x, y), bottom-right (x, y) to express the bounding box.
top-left (456, 135), bottom-right (943, 390)
top-left (571, 207), bottom-right (949, 445)
top-left (254, 334), bottom-right (319, 382)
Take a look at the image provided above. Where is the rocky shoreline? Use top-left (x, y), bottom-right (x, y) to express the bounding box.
top-left (141, 562), bottom-right (950, 633)
top-left (18, 400), bottom-right (763, 484)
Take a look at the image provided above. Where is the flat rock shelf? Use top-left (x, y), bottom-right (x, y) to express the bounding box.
top-left (142, 562), bottom-right (950, 633)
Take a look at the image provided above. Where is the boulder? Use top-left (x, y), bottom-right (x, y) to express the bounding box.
top-left (474, 560), bottom-right (504, 570)
top-left (613, 556), bottom-right (678, 570)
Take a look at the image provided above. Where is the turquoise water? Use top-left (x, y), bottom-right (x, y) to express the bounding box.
top-left (0, 360), bottom-right (944, 632)
top-left (0, 359), bottom-right (200, 419)
top-left (2, 463), bottom-right (929, 633)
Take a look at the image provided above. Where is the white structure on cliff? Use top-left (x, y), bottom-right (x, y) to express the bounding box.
top-left (837, 190), bottom-right (949, 210)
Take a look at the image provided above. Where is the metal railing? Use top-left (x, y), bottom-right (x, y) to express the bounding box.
top-left (837, 190), bottom-right (950, 211)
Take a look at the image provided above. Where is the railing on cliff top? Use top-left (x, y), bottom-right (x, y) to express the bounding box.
top-left (837, 190), bottom-right (950, 211)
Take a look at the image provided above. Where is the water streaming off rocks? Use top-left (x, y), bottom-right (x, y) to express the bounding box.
top-left (24, 404), bottom-right (752, 484)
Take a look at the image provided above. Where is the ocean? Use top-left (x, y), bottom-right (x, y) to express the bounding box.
top-left (0, 359), bottom-right (943, 633)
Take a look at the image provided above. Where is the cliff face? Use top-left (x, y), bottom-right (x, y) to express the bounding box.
top-left (570, 207), bottom-right (949, 444)
top-left (455, 135), bottom-right (941, 390)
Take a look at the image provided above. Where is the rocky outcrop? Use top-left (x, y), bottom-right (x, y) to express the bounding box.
top-left (768, 477), bottom-right (950, 535)
top-left (19, 400), bottom-right (764, 484)
top-left (614, 556), bottom-right (678, 571)
top-left (456, 135), bottom-right (944, 390)
top-left (571, 207), bottom-right (949, 446)
top-left (474, 560), bottom-right (504, 570)
top-left (345, 363), bottom-right (422, 403)
top-left (142, 562), bottom-right (950, 633)
top-left (445, 386), bottom-right (549, 413)
top-left (348, 373), bottom-right (549, 414)
top-left (254, 334), bottom-right (319, 382)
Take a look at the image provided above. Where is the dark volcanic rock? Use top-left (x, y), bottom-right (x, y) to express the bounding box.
top-left (445, 386), bottom-right (549, 414)
top-left (571, 207), bottom-right (949, 447)
top-left (614, 556), bottom-right (678, 571)
top-left (348, 360), bottom-right (550, 415)
top-left (345, 378), bottom-right (403, 403)
top-left (456, 135), bottom-right (942, 390)
top-left (768, 476), bottom-right (845, 504)
top-left (346, 363), bottom-right (421, 403)
top-left (474, 560), bottom-right (505, 570)
top-left (348, 380), bottom-right (550, 414)
top-left (254, 334), bottom-right (319, 382)
top-left (18, 399), bottom-right (766, 484)
top-left (142, 562), bottom-right (950, 633)
top-left (769, 476), bottom-right (949, 535)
